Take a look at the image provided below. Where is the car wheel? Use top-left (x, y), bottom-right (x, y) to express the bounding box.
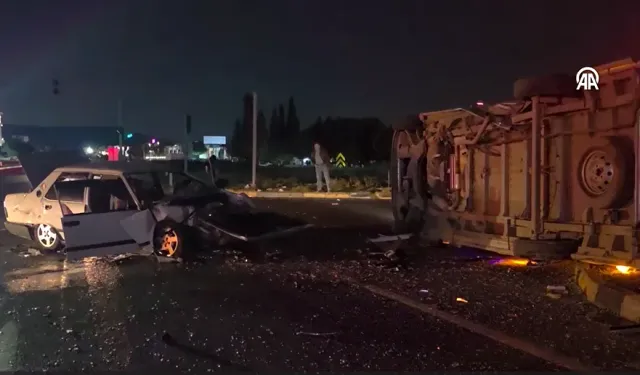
top-left (34, 224), bottom-right (62, 251)
top-left (152, 220), bottom-right (184, 258)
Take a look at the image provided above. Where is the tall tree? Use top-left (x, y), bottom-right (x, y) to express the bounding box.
top-left (268, 108), bottom-right (278, 140)
top-left (277, 104), bottom-right (286, 139)
top-left (285, 97), bottom-right (300, 137)
top-left (257, 110), bottom-right (268, 151)
top-left (229, 119), bottom-right (244, 158)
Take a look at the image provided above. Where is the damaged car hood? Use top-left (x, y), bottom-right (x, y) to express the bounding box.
top-left (18, 150), bottom-right (89, 189)
top-left (123, 190), bottom-right (309, 246)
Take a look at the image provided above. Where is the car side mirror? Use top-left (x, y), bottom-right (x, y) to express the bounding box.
top-left (215, 178), bottom-right (228, 189)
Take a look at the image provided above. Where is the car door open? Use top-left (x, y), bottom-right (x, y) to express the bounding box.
top-left (60, 178), bottom-right (142, 260)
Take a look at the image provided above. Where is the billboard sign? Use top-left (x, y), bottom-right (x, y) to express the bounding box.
top-left (203, 136), bottom-right (226, 145)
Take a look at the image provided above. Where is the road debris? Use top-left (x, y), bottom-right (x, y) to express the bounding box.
top-left (455, 297), bottom-right (469, 303)
top-left (367, 233), bottom-right (413, 243)
top-left (27, 247), bottom-right (42, 256)
top-left (610, 324), bottom-right (640, 335)
top-left (295, 331), bottom-right (339, 337)
top-left (546, 285), bottom-right (568, 294)
top-left (546, 293), bottom-right (563, 300)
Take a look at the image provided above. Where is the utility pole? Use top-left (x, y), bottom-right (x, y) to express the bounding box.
top-left (117, 99), bottom-right (124, 157)
top-left (184, 114), bottom-right (192, 173)
top-left (251, 92), bottom-right (257, 188)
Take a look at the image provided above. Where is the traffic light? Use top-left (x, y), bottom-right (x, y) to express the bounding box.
top-left (126, 133), bottom-right (133, 139)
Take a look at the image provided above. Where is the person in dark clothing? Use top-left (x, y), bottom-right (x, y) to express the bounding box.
top-left (205, 154), bottom-right (219, 184)
top-left (311, 142), bottom-right (331, 192)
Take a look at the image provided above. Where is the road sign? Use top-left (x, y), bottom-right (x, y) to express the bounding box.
top-left (576, 67), bottom-right (599, 91)
top-left (335, 153), bottom-right (346, 168)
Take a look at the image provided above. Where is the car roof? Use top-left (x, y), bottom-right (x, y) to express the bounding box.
top-left (55, 161), bottom-right (182, 174)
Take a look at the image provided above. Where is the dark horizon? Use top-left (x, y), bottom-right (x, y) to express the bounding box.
top-left (0, 0), bottom-right (637, 139)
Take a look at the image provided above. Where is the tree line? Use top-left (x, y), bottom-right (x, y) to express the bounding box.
top-left (229, 94), bottom-right (393, 163)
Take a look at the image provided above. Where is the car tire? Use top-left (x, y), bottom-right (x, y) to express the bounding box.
top-left (576, 137), bottom-right (634, 209)
top-left (152, 220), bottom-right (185, 259)
top-left (33, 223), bottom-right (62, 251)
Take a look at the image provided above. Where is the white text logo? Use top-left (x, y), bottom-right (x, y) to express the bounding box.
top-left (576, 67), bottom-right (599, 91)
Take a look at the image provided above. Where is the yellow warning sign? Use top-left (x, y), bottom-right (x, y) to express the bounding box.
top-left (335, 153), bottom-right (346, 168)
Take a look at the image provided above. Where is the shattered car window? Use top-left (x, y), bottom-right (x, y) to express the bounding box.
top-left (170, 173), bottom-right (211, 196)
top-left (124, 172), bottom-right (165, 206)
top-left (44, 173), bottom-right (90, 200)
top-left (124, 172), bottom-right (214, 206)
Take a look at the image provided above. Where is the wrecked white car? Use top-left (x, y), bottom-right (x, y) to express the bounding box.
top-left (4, 151), bottom-right (311, 260)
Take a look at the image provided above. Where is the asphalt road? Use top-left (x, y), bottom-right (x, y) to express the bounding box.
top-left (0, 189), bottom-right (639, 371)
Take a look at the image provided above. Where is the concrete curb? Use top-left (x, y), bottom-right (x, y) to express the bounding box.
top-left (574, 263), bottom-right (640, 322)
top-left (229, 189), bottom-right (392, 200)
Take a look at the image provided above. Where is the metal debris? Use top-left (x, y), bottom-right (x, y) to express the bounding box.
top-left (546, 285), bottom-right (568, 294)
top-left (367, 233), bottom-right (413, 243)
top-left (610, 324), bottom-right (640, 335)
top-left (295, 331), bottom-right (339, 337)
top-left (546, 293), bottom-right (562, 300)
top-left (27, 247), bottom-right (42, 256)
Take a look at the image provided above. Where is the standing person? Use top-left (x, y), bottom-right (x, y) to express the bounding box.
top-left (207, 154), bottom-right (219, 184)
top-left (311, 142), bottom-right (331, 192)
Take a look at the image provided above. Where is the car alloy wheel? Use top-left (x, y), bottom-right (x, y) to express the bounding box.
top-left (35, 223), bottom-right (60, 250)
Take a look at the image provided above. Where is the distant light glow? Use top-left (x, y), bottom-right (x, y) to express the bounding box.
top-left (126, 133), bottom-right (133, 139)
top-left (84, 146), bottom-right (94, 155)
top-left (151, 138), bottom-right (157, 144)
top-left (476, 101), bottom-right (484, 106)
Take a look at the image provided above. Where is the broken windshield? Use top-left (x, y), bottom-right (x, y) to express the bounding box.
top-left (169, 172), bottom-right (211, 196)
top-left (124, 171), bottom-right (211, 206)
top-left (125, 172), bottom-right (165, 206)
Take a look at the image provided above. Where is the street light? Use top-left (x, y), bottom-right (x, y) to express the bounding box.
top-left (126, 133), bottom-right (133, 139)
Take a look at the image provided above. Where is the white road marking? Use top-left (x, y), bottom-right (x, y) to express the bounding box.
top-left (346, 279), bottom-right (595, 372)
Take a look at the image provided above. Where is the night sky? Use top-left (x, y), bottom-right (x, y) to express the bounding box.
top-left (0, 0), bottom-right (637, 139)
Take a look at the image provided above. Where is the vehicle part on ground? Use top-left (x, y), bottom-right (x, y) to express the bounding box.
top-left (392, 58), bottom-right (640, 266)
top-left (34, 223), bottom-right (61, 250)
top-left (153, 220), bottom-right (185, 258)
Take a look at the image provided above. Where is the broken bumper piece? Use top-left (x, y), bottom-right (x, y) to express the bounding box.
top-left (195, 211), bottom-right (312, 242)
top-left (197, 219), bottom-right (313, 242)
